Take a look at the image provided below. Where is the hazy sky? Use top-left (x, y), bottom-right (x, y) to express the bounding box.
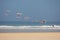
top-left (0, 0), bottom-right (60, 21)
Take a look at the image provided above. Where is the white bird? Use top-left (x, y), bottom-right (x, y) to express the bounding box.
top-left (16, 12), bottom-right (22, 16)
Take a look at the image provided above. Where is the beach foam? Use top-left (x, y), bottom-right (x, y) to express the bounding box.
top-left (0, 25), bottom-right (60, 29)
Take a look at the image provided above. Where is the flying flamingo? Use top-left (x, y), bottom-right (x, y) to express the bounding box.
top-left (16, 12), bottom-right (22, 20)
top-left (4, 9), bottom-right (11, 16)
top-left (24, 16), bottom-right (30, 20)
top-left (40, 19), bottom-right (46, 24)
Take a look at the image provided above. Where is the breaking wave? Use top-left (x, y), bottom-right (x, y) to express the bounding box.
top-left (0, 25), bottom-right (60, 29)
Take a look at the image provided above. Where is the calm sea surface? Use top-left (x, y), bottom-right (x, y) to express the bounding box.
top-left (0, 21), bottom-right (60, 26)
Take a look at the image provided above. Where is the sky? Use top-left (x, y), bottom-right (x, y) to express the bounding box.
top-left (0, 0), bottom-right (60, 22)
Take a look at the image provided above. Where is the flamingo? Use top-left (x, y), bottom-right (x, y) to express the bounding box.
top-left (24, 16), bottom-right (29, 20)
top-left (16, 12), bottom-right (22, 16)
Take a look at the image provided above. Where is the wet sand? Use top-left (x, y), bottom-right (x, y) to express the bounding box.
top-left (0, 32), bottom-right (60, 40)
top-left (0, 28), bottom-right (60, 33)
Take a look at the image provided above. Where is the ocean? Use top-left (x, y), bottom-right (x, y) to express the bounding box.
top-left (0, 21), bottom-right (60, 26)
top-left (0, 21), bottom-right (60, 32)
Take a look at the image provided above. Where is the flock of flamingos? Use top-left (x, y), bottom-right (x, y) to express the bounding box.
top-left (4, 9), bottom-right (46, 24)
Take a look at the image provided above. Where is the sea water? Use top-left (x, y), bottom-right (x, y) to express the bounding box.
top-left (0, 21), bottom-right (60, 26)
top-left (0, 21), bottom-right (60, 32)
top-left (0, 21), bottom-right (60, 28)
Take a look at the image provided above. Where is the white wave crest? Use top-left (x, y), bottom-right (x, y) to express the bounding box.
top-left (0, 25), bottom-right (60, 29)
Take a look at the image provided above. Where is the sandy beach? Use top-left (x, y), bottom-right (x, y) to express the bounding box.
top-left (0, 26), bottom-right (60, 40)
top-left (0, 32), bottom-right (60, 40)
